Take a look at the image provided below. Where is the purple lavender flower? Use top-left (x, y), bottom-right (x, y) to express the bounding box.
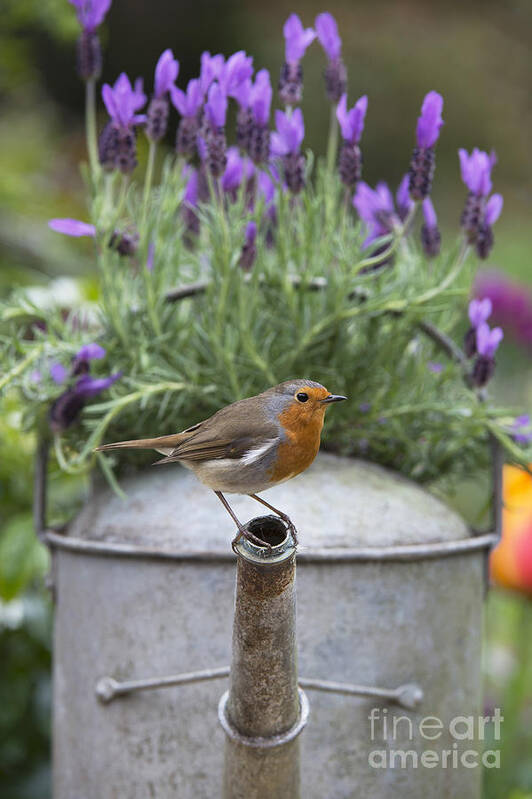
top-left (200, 52), bottom-right (225, 94)
top-left (474, 270), bottom-right (532, 351)
top-left (146, 49), bottom-right (179, 142)
top-left (50, 372), bottom-right (121, 433)
top-left (146, 241), bottom-right (155, 272)
top-left (239, 221), bottom-right (258, 271)
top-left (315, 13), bottom-right (346, 102)
top-left (409, 91), bottom-right (444, 200)
top-left (69, 0), bottom-right (111, 30)
top-left (100, 74), bottom-right (146, 173)
top-left (203, 81), bottom-right (228, 177)
top-left (279, 14), bottom-right (316, 106)
top-left (464, 297), bottom-right (492, 357)
top-left (50, 363), bottom-right (68, 384)
top-left (69, 0), bottom-right (111, 79)
top-left (222, 51), bottom-right (254, 98)
top-left (233, 78), bottom-right (253, 152)
top-left (471, 321), bottom-right (503, 387)
top-left (49, 218), bottom-right (96, 237)
top-left (271, 108), bottom-right (306, 193)
top-left (336, 94), bottom-right (367, 187)
top-left (459, 148), bottom-right (501, 257)
top-left (396, 174), bottom-right (414, 221)
top-left (352, 180), bottom-right (397, 247)
top-left (427, 361), bottom-right (444, 374)
top-left (248, 70), bottom-right (272, 164)
top-left (221, 147), bottom-right (244, 198)
top-left (469, 298), bottom-right (492, 328)
top-left (181, 167), bottom-right (200, 240)
top-left (510, 415), bottom-right (532, 446)
top-left (72, 343), bottom-right (106, 375)
top-left (420, 197), bottom-right (441, 257)
top-left (171, 78), bottom-right (204, 158)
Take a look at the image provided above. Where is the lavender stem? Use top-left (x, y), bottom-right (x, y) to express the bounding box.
top-left (141, 139), bottom-right (157, 230)
top-left (85, 77), bottom-right (99, 181)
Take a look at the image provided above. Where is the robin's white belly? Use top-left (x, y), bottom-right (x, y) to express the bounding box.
top-left (183, 456), bottom-right (279, 495)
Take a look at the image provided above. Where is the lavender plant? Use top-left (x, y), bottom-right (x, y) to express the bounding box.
top-left (1, 4), bottom-right (531, 499)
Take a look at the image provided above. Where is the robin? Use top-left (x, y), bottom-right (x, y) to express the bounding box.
top-left (95, 379), bottom-right (347, 548)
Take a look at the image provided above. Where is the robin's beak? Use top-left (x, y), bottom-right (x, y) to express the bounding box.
top-left (321, 394), bottom-right (347, 404)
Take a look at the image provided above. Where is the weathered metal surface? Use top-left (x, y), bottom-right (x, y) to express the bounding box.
top-left (221, 517), bottom-right (303, 798)
top-left (51, 453), bottom-right (486, 798)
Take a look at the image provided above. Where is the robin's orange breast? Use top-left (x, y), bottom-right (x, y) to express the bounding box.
top-left (269, 404), bottom-right (325, 483)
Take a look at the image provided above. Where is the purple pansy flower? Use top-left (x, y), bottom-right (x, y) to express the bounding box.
top-left (68, 0), bottom-right (111, 31)
top-left (49, 218), bottom-right (96, 237)
top-left (416, 91), bottom-right (444, 149)
top-left (474, 271), bottom-right (532, 351)
top-left (315, 12), bottom-right (342, 60)
top-left (284, 14), bottom-right (316, 63)
top-left (102, 73), bottom-right (146, 128)
top-left (336, 94), bottom-right (368, 143)
top-left (154, 49), bottom-right (179, 99)
top-left (476, 322), bottom-right (503, 357)
top-left (271, 108), bottom-right (305, 155)
top-left (469, 298), bottom-right (492, 328)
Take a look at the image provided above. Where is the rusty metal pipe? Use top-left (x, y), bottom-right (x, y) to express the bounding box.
top-left (220, 515), bottom-right (306, 799)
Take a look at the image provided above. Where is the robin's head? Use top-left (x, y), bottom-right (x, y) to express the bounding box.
top-left (269, 379), bottom-right (347, 430)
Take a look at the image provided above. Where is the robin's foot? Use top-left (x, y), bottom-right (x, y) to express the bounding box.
top-left (231, 525), bottom-right (273, 554)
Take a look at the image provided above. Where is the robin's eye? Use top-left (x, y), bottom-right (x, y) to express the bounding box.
top-left (296, 392), bottom-right (309, 403)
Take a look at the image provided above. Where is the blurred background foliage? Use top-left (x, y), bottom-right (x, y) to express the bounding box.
top-left (0, 0), bottom-right (530, 797)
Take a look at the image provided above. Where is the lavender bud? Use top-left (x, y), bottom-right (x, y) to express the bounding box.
top-left (283, 152), bottom-right (306, 194)
top-left (408, 146), bottom-right (435, 200)
top-left (471, 355), bottom-right (495, 388)
top-left (460, 191), bottom-right (484, 240)
top-left (109, 229), bottom-right (139, 257)
top-left (463, 327), bottom-right (477, 358)
top-left (420, 223), bottom-right (441, 257)
top-left (98, 121), bottom-right (120, 171)
top-left (50, 389), bottom-right (86, 433)
top-left (248, 123), bottom-right (270, 165)
top-left (338, 142), bottom-right (362, 188)
top-left (278, 62), bottom-right (303, 106)
top-left (77, 30), bottom-right (102, 81)
top-left (206, 127), bottom-right (227, 178)
top-left (116, 127), bottom-right (138, 174)
top-left (146, 97), bottom-right (169, 142)
top-left (176, 116), bottom-right (199, 158)
top-left (323, 59), bottom-right (347, 103)
top-left (236, 107), bottom-right (253, 153)
top-left (475, 222), bottom-right (494, 259)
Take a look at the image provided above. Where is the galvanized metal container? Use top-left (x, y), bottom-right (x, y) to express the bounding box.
top-left (48, 453), bottom-right (494, 798)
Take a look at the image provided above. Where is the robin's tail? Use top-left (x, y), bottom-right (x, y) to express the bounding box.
top-left (94, 432), bottom-right (187, 454)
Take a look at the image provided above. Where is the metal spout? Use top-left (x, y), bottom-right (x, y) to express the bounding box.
top-left (220, 515), bottom-right (307, 799)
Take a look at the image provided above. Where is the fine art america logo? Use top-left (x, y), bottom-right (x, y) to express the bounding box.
top-left (368, 708), bottom-right (503, 769)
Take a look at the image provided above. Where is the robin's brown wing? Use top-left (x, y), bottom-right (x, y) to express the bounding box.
top-left (154, 398), bottom-right (280, 465)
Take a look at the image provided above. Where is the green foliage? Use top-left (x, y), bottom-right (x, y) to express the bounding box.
top-left (1, 153), bottom-right (530, 493)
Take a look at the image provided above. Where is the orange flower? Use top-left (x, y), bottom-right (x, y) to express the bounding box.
top-left (490, 465), bottom-right (532, 596)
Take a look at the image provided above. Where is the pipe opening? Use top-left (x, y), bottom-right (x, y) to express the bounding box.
top-left (246, 515), bottom-right (288, 548)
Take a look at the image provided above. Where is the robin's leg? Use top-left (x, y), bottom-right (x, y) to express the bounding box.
top-left (248, 494), bottom-right (298, 545)
top-left (214, 491), bottom-right (271, 553)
